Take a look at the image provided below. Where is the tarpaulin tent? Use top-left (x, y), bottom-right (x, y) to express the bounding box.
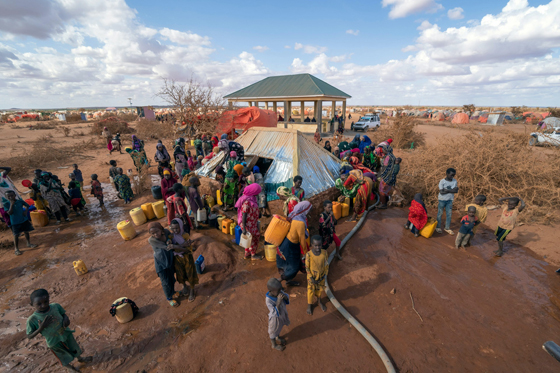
top-left (479, 116), bottom-right (488, 123)
top-left (432, 112), bottom-right (445, 121)
top-left (216, 107), bottom-right (278, 136)
top-left (452, 113), bottom-right (470, 124)
top-left (196, 127), bottom-right (341, 201)
top-left (543, 117), bottom-right (560, 128)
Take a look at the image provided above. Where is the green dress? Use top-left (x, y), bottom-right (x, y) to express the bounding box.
top-left (335, 178), bottom-right (360, 199)
top-left (26, 303), bottom-right (82, 366)
top-left (114, 174), bottom-right (134, 201)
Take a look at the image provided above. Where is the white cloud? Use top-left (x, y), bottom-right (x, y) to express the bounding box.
top-left (294, 42), bottom-right (327, 54)
top-left (447, 7), bottom-right (464, 20)
top-left (381, 0), bottom-right (444, 19)
top-left (346, 29), bottom-right (360, 36)
top-left (252, 45), bottom-right (269, 52)
top-left (284, 45), bottom-right (291, 49)
top-left (159, 28), bottom-right (210, 46)
top-left (417, 20), bottom-right (432, 30)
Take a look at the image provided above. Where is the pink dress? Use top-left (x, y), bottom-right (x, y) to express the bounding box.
top-left (240, 200), bottom-right (260, 256)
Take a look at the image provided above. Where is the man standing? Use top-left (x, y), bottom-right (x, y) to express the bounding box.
top-left (436, 168), bottom-right (458, 235)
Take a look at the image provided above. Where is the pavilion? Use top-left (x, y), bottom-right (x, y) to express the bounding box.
top-left (223, 73), bottom-right (351, 133)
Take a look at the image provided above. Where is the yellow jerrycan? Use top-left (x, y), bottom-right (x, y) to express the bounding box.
top-left (73, 260), bottom-right (88, 276)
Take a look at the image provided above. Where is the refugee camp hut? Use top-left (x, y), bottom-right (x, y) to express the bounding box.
top-left (452, 113), bottom-right (470, 124)
top-left (483, 113), bottom-right (505, 125)
top-left (196, 127), bottom-right (341, 207)
top-left (224, 74), bottom-right (351, 134)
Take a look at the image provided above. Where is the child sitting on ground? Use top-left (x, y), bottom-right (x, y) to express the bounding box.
top-left (169, 219), bottom-right (198, 302)
top-left (90, 174), bottom-right (103, 207)
top-left (306, 235), bottom-right (329, 315)
top-left (266, 278), bottom-right (290, 351)
top-left (292, 175), bottom-right (305, 200)
top-left (464, 195), bottom-right (487, 245)
top-left (319, 201), bottom-right (342, 260)
top-left (72, 164), bottom-right (84, 190)
top-left (494, 196), bottom-right (525, 257)
top-left (68, 181), bottom-right (85, 216)
top-left (27, 289), bottom-right (93, 371)
top-left (455, 206), bottom-right (479, 249)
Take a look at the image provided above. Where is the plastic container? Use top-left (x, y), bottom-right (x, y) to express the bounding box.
top-left (420, 217), bottom-right (437, 239)
top-left (152, 201), bottom-right (165, 219)
top-left (129, 208), bottom-right (147, 226)
top-left (197, 208), bottom-right (207, 222)
top-left (229, 222), bottom-right (237, 235)
top-left (332, 202), bottom-right (342, 220)
top-left (73, 260), bottom-right (88, 276)
top-left (239, 232), bottom-right (252, 249)
top-left (117, 220), bottom-right (137, 240)
top-left (217, 215), bottom-right (226, 230)
top-left (30, 210), bottom-right (49, 227)
top-left (151, 185), bottom-right (162, 200)
top-left (221, 218), bottom-right (233, 234)
top-left (25, 198), bottom-right (35, 206)
top-left (190, 139), bottom-right (195, 146)
top-left (206, 195), bottom-right (215, 208)
top-left (34, 199), bottom-right (46, 210)
top-left (113, 297), bottom-right (134, 324)
top-left (141, 203), bottom-right (156, 220)
top-left (264, 215), bottom-right (291, 247)
top-left (208, 213), bottom-right (219, 229)
top-left (216, 190), bottom-right (223, 205)
top-left (341, 203), bottom-right (350, 218)
top-left (264, 244), bottom-right (277, 262)
top-left (235, 225), bottom-right (243, 245)
top-left (344, 197), bottom-right (350, 206)
top-left (195, 255), bottom-right (205, 274)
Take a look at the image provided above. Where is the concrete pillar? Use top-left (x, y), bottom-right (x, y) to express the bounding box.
top-left (317, 101), bottom-right (323, 132)
top-left (249, 101), bottom-right (252, 107)
top-left (254, 101), bottom-right (259, 108)
top-left (265, 102), bottom-right (269, 110)
top-left (301, 101), bottom-right (305, 123)
top-left (283, 101), bottom-right (289, 121)
top-left (313, 101), bottom-right (318, 120)
top-left (273, 102), bottom-right (277, 114)
top-left (342, 100), bottom-right (347, 130)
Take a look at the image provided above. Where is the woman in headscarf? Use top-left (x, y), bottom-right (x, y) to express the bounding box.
top-left (39, 172), bottom-right (71, 224)
top-left (114, 168), bottom-right (134, 204)
top-left (333, 146), bottom-right (340, 159)
top-left (349, 134), bottom-right (361, 150)
top-left (161, 169), bottom-right (178, 224)
top-left (337, 120), bottom-right (345, 134)
top-left (235, 183), bottom-right (263, 260)
top-left (363, 146), bottom-right (378, 171)
top-left (223, 152), bottom-right (240, 210)
top-left (131, 135), bottom-right (144, 152)
top-left (349, 156), bottom-right (373, 174)
top-left (220, 133), bottom-right (228, 140)
top-left (211, 136), bottom-right (219, 148)
top-left (323, 141), bottom-right (332, 153)
top-left (102, 127), bottom-right (112, 153)
top-left (147, 222), bottom-right (179, 307)
top-left (228, 141), bottom-right (245, 162)
top-left (358, 135), bottom-right (372, 154)
top-left (169, 218), bottom-right (198, 301)
top-left (377, 144), bottom-right (397, 209)
top-left (335, 172), bottom-right (359, 203)
top-left (314, 130), bottom-right (322, 144)
top-left (344, 170), bottom-right (374, 222)
top-left (154, 141), bottom-right (171, 178)
top-left (405, 193), bottom-right (428, 237)
top-left (276, 201), bottom-right (312, 286)
top-left (276, 186), bottom-right (300, 216)
top-left (126, 147), bottom-right (148, 172)
top-left (173, 138), bottom-right (187, 177)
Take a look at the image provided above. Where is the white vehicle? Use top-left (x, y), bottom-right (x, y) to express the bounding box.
top-left (352, 114), bottom-right (380, 131)
top-left (529, 127), bottom-right (560, 146)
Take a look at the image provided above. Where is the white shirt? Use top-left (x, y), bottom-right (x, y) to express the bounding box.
top-left (438, 178), bottom-right (457, 201)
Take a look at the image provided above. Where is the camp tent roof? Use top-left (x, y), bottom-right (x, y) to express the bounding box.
top-left (196, 127), bottom-right (341, 198)
top-left (224, 74), bottom-right (351, 100)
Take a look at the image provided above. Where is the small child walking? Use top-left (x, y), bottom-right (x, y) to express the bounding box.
top-left (26, 289), bottom-right (93, 371)
top-left (68, 181), bottom-right (85, 216)
top-left (90, 174), bottom-right (103, 207)
top-left (2, 190), bottom-right (37, 256)
top-left (455, 206), bottom-right (479, 249)
top-left (266, 278), bottom-right (290, 351)
top-left (319, 201), bottom-right (342, 260)
top-left (306, 235), bottom-right (329, 315)
top-left (292, 175), bottom-right (305, 200)
top-left (494, 196), bottom-right (525, 257)
top-left (72, 164), bottom-right (84, 191)
top-left (464, 195), bottom-right (487, 245)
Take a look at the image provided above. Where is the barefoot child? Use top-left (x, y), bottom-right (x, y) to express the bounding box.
top-left (169, 219), bottom-right (198, 302)
top-left (292, 175), bottom-right (305, 200)
top-left (306, 235), bottom-right (329, 315)
top-left (90, 174), bottom-right (103, 207)
top-left (266, 278), bottom-right (290, 351)
top-left (67, 181), bottom-right (85, 216)
top-left (494, 196), bottom-right (525, 257)
top-left (26, 289), bottom-right (92, 371)
top-left (170, 183), bottom-right (192, 234)
top-left (455, 206), bottom-right (479, 249)
top-left (319, 201), bottom-right (342, 260)
top-left (2, 190), bottom-right (37, 255)
top-left (464, 195), bottom-right (487, 245)
top-left (148, 222), bottom-right (179, 307)
top-left (72, 164), bottom-right (84, 191)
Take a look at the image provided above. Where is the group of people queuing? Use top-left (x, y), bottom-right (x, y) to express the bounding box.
top-left (405, 167), bottom-right (526, 258)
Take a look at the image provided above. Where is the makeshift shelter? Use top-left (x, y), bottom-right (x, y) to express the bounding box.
top-left (543, 117), bottom-right (560, 128)
top-left (452, 113), bottom-right (470, 124)
top-left (196, 127), bottom-right (341, 201)
top-left (106, 107), bottom-right (117, 111)
top-left (216, 107), bottom-right (278, 135)
top-left (485, 113), bottom-right (505, 125)
top-left (432, 112), bottom-right (445, 121)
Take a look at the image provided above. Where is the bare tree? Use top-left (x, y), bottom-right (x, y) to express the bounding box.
top-left (462, 104), bottom-right (475, 114)
top-left (155, 77), bottom-right (226, 137)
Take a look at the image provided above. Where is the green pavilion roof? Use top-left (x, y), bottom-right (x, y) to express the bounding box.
top-left (224, 73), bottom-right (351, 100)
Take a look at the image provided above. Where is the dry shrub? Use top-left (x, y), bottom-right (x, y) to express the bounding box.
top-left (132, 164), bottom-right (152, 196)
top-left (59, 126), bottom-right (71, 137)
top-left (136, 119), bottom-right (175, 140)
top-left (65, 114), bottom-right (84, 123)
top-left (32, 121), bottom-right (57, 130)
top-left (74, 130), bottom-right (86, 137)
top-left (6, 143), bottom-right (83, 178)
top-left (397, 131), bottom-right (560, 224)
top-left (90, 116), bottom-right (135, 136)
top-left (369, 116), bottom-right (426, 149)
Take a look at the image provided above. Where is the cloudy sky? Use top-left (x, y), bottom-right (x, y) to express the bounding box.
top-left (1, 0), bottom-right (559, 108)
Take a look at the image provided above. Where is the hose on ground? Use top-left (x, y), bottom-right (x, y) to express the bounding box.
top-left (325, 193), bottom-right (397, 373)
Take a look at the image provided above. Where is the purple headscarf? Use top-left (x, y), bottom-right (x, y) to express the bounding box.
top-left (288, 201), bottom-right (312, 232)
